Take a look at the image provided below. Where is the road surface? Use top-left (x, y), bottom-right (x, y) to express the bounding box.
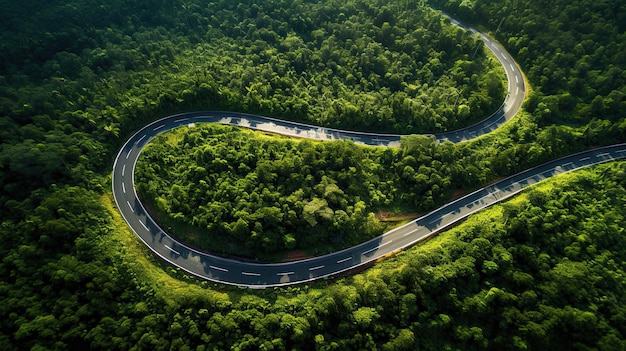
top-left (112, 15), bottom-right (621, 287)
top-left (113, 136), bottom-right (626, 287)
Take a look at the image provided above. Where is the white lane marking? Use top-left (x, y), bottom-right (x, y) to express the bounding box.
top-left (309, 265), bottom-right (325, 271)
top-left (381, 240), bottom-right (393, 247)
top-left (519, 174), bottom-right (537, 184)
top-left (122, 164), bottom-right (126, 177)
top-left (561, 162), bottom-right (573, 167)
top-left (580, 157), bottom-right (590, 161)
top-left (362, 241), bottom-right (393, 256)
top-left (164, 244), bottom-right (180, 255)
top-left (153, 125), bottom-right (165, 131)
top-left (242, 272), bottom-right (261, 277)
top-left (597, 152), bottom-right (610, 157)
top-left (515, 75), bottom-right (519, 84)
top-left (108, 36), bottom-right (541, 286)
top-left (127, 201), bottom-right (134, 212)
top-left (139, 220), bottom-right (149, 231)
top-left (122, 182), bottom-right (126, 193)
top-left (137, 135), bottom-right (146, 144)
top-left (403, 227), bottom-right (419, 237)
top-left (337, 257), bottom-right (352, 264)
top-left (210, 265), bottom-right (228, 272)
top-left (516, 87), bottom-right (519, 95)
top-left (362, 247), bottom-right (377, 255)
top-left (277, 272), bottom-right (294, 276)
top-left (175, 118), bottom-right (189, 123)
top-left (510, 63), bottom-right (515, 71)
top-left (126, 150), bottom-right (132, 159)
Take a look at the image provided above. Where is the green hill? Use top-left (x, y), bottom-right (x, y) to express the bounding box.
top-left (1, 0), bottom-right (625, 350)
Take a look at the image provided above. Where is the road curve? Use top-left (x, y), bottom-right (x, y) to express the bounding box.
top-left (113, 17), bottom-right (538, 287)
top-left (436, 15), bottom-right (526, 143)
top-left (114, 137), bottom-right (626, 287)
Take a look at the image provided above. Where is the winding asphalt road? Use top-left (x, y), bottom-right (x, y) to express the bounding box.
top-left (112, 17), bottom-right (624, 287)
top-left (436, 17), bottom-right (526, 143)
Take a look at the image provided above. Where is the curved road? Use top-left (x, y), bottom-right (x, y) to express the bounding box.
top-left (112, 17), bottom-right (621, 287)
top-left (114, 138), bottom-right (626, 287)
top-left (436, 19), bottom-right (526, 143)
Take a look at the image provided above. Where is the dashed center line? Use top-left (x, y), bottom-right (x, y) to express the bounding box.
top-left (381, 240), bottom-right (393, 247)
top-left (403, 228), bottom-right (420, 237)
top-left (139, 220), bottom-right (149, 231)
top-left (210, 265), bottom-right (228, 272)
top-left (363, 241), bottom-right (393, 256)
top-left (242, 272), bottom-right (261, 277)
top-left (164, 244), bottom-right (180, 255)
top-left (106, 18), bottom-right (624, 288)
top-left (519, 175), bottom-right (535, 184)
top-left (428, 218), bottom-right (438, 225)
top-left (362, 247), bottom-right (377, 255)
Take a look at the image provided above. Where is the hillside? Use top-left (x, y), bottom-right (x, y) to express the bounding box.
top-left (0, 0), bottom-right (625, 350)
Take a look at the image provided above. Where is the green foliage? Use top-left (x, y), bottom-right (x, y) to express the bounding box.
top-left (431, 0), bottom-right (626, 126)
top-left (0, 0), bottom-right (505, 136)
top-left (135, 125), bottom-right (405, 258)
top-left (135, 107), bottom-right (626, 259)
top-left (76, 162), bottom-right (626, 350)
top-left (1, 0), bottom-right (626, 350)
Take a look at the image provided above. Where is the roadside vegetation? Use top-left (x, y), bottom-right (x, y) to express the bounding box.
top-left (135, 111), bottom-right (623, 261)
top-left (1, 0), bottom-right (625, 349)
top-left (1, 0), bottom-right (504, 135)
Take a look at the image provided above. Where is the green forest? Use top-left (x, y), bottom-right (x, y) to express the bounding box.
top-left (134, 118), bottom-right (616, 261)
top-left (0, 0), bottom-right (505, 135)
top-left (1, 0), bottom-right (626, 349)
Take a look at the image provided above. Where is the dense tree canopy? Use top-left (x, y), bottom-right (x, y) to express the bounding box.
top-left (1, 0), bottom-right (626, 349)
top-left (432, 0), bottom-right (626, 125)
top-left (0, 0), bottom-right (505, 136)
top-left (137, 126), bottom-right (384, 258)
top-left (135, 116), bottom-right (625, 260)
